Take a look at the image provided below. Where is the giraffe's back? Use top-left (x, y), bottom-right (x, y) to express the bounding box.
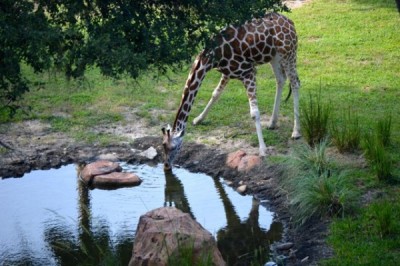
top-left (213, 13), bottom-right (297, 78)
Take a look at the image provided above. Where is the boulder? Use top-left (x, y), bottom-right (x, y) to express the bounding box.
top-left (139, 146), bottom-right (158, 160)
top-left (129, 207), bottom-right (226, 266)
top-left (237, 155), bottom-right (262, 172)
top-left (226, 150), bottom-right (261, 172)
top-left (80, 160), bottom-right (122, 183)
top-left (226, 150), bottom-right (246, 169)
top-left (91, 172), bottom-right (142, 189)
top-left (79, 160), bottom-right (142, 189)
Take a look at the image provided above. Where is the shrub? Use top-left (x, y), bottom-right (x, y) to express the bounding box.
top-left (330, 108), bottom-right (361, 153)
top-left (301, 91), bottom-right (331, 147)
top-left (289, 139), bottom-right (331, 176)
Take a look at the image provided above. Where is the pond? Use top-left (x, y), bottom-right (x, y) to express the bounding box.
top-left (0, 163), bottom-right (283, 265)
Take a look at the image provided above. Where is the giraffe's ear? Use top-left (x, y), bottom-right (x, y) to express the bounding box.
top-left (162, 126), bottom-right (171, 141)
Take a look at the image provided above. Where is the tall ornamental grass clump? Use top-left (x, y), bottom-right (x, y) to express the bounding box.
top-left (376, 114), bottom-right (392, 147)
top-left (289, 171), bottom-right (352, 225)
top-left (281, 140), bottom-right (356, 225)
top-left (330, 108), bottom-right (361, 153)
top-left (301, 91), bottom-right (331, 147)
top-left (363, 116), bottom-right (393, 182)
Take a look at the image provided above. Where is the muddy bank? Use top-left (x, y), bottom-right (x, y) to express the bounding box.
top-left (0, 121), bottom-right (332, 265)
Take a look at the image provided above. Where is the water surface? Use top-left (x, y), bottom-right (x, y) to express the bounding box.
top-left (0, 163), bottom-right (282, 265)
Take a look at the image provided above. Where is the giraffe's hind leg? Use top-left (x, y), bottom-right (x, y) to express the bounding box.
top-left (193, 75), bottom-right (229, 125)
top-left (268, 59), bottom-right (287, 130)
top-left (284, 64), bottom-right (301, 139)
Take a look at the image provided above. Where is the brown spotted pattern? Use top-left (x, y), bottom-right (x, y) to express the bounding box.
top-left (173, 13), bottom-right (298, 133)
top-left (165, 12), bottom-right (301, 169)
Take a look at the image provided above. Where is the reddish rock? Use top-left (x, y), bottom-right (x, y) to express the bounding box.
top-left (92, 172), bottom-right (142, 189)
top-left (226, 150), bottom-right (261, 172)
top-left (80, 160), bottom-right (122, 183)
top-left (129, 207), bottom-right (226, 266)
top-left (226, 150), bottom-right (246, 169)
top-left (237, 155), bottom-right (262, 172)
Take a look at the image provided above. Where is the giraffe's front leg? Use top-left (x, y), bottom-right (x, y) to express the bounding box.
top-left (291, 86), bottom-right (301, 139)
top-left (288, 70), bottom-right (301, 139)
top-left (242, 73), bottom-right (267, 157)
top-left (193, 76), bottom-right (229, 125)
top-left (252, 105), bottom-right (268, 156)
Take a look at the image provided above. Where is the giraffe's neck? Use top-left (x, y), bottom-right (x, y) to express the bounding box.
top-left (172, 51), bottom-right (212, 134)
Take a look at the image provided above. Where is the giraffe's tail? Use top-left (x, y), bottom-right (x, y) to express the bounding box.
top-left (284, 85), bottom-right (292, 103)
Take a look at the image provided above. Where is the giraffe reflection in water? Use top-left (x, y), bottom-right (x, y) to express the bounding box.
top-left (164, 170), bottom-right (194, 218)
top-left (44, 177), bottom-right (132, 265)
top-left (212, 176), bottom-right (282, 265)
top-left (164, 170), bottom-right (282, 265)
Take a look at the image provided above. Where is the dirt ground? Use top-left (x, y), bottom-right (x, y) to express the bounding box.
top-left (0, 115), bottom-right (332, 265)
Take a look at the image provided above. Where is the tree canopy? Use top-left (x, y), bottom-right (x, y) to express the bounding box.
top-left (0, 0), bottom-right (287, 114)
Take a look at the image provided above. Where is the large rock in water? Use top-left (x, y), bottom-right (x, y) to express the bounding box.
top-left (80, 160), bottom-right (142, 189)
top-left (129, 207), bottom-right (226, 266)
top-left (91, 172), bottom-right (142, 189)
top-left (80, 160), bottom-right (122, 182)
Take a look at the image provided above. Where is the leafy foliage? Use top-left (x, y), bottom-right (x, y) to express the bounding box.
top-left (0, 1), bottom-right (58, 114)
top-left (0, 0), bottom-right (287, 113)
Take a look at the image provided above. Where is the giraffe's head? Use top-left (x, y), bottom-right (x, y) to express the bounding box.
top-left (161, 125), bottom-right (183, 171)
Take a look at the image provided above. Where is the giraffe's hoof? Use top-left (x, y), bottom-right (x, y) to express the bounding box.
top-left (192, 117), bottom-right (202, 126)
top-left (291, 132), bottom-right (302, 140)
top-left (259, 147), bottom-right (267, 157)
top-left (267, 121), bottom-right (278, 130)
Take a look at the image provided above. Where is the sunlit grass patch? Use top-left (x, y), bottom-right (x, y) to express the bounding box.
top-left (325, 199), bottom-right (400, 265)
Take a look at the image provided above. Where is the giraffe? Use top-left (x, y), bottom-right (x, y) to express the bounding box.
top-left (162, 12), bottom-right (300, 170)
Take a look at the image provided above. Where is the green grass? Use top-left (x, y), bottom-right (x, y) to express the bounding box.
top-left (289, 0), bottom-right (400, 264)
top-left (325, 199), bottom-right (400, 265)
